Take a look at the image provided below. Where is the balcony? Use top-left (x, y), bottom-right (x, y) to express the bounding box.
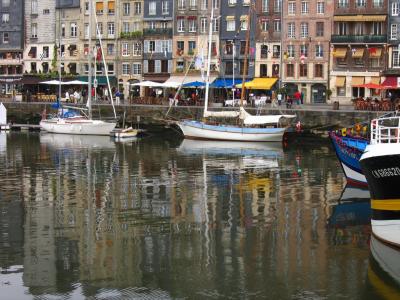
top-left (143, 28), bottom-right (173, 36)
top-left (331, 35), bottom-right (386, 44)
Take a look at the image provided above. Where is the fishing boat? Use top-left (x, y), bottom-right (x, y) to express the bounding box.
top-left (360, 114), bottom-right (400, 247)
top-left (176, 5), bottom-right (295, 142)
top-left (329, 129), bottom-right (369, 186)
top-left (40, 0), bottom-right (116, 135)
top-left (0, 103), bottom-right (10, 130)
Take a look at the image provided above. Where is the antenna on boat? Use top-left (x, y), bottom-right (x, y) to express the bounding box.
top-left (87, 0), bottom-right (93, 119)
top-left (203, 7), bottom-right (214, 118)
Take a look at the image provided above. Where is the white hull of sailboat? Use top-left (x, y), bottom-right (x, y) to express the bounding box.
top-left (40, 119), bottom-right (116, 135)
top-left (177, 121), bottom-right (286, 142)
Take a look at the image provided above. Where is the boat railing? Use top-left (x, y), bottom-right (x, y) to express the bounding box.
top-left (370, 116), bottom-right (400, 144)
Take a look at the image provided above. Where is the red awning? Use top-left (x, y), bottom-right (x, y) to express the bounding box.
top-left (382, 77), bottom-right (398, 89)
top-left (353, 83), bottom-right (385, 89)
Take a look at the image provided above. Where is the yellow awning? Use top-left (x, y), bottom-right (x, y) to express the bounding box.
top-left (370, 77), bottom-right (380, 84)
top-left (336, 77), bottom-right (346, 87)
top-left (96, 2), bottom-right (104, 11)
top-left (351, 77), bottom-right (364, 86)
top-left (333, 48), bottom-right (347, 58)
top-left (369, 48), bottom-right (382, 58)
top-left (352, 48), bottom-right (364, 58)
top-left (333, 15), bottom-right (386, 22)
top-left (226, 16), bottom-right (235, 21)
top-left (108, 1), bottom-right (115, 10)
top-left (236, 78), bottom-right (278, 90)
top-left (240, 15), bottom-right (248, 21)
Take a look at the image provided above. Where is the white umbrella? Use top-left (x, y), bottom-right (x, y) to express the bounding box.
top-left (65, 80), bottom-right (88, 85)
top-left (130, 80), bottom-right (164, 87)
top-left (160, 81), bottom-right (181, 88)
top-left (40, 80), bottom-right (64, 85)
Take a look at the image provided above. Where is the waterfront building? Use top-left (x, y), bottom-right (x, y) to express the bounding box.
top-left (254, 0), bottom-right (281, 84)
top-left (282, 0), bottom-right (333, 104)
top-left (142, 0), bottom-right (173, 87)
top-left (0, 0), bottom-right (24, 96)
top-left (383, 0), bottom-right (400, 92)
top-left (330, 0), bottom-right (387, 104)
top-left (118, 0), bottom-right (144, 98)
top-left (23, 0), bottom-right (57, 74)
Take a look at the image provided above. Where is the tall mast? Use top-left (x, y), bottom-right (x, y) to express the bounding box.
top-left (240, 0), bottom-right (252, 107)
top-left (58, 9), bottom-right (62, 104)
top-left (203, 7), bottom-right (214, 118)
top-left (88, 0), bottom-right (93, 119)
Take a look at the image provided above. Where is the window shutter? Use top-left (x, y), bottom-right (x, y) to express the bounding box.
top-left (144, 40), bottom-right (149, 53)
top-left (143, 60), bottom-right (148, 73)
top-left (168, 60), bottom-right (172, 73)
top-left (155, 40), bottom-right (161, 53)
top-left (168, 40), bottom-right (172, 53)
top-left (155, 60), bottom-right (161, 73)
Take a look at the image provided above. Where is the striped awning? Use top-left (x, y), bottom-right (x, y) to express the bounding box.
top-left (336, 76), bottom-right (346, 87)
top-left (333, 48), bottom-right (347, 58)
top-left (351, 77), bottom-right (364, 86)
top-left (370, 77), bottom-right (380, 85)
top-left (352, 48), bottom-right (364, 58)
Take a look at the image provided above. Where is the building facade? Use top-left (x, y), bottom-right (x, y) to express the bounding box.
top-left (282, 0), bottom-right (333, 103)
top-left (384, 0), bottom-right (400, 91)
top-left (0, 0), bottom-right (24, 95)
top-left (330, 0), bottom-right (387, 103)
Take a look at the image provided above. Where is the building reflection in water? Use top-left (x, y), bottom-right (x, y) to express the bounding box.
top-left (0, 132), bottom-right (381, 298)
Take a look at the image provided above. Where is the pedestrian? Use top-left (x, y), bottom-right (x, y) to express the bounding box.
top-left (104, 88), bottom-right (109, 102)
top-left (115, 90), bottom-right (121, 105)
top-left (65, 90), bottom-right (70, 103)
top-left (277, 92), bottom-right (282, 106)
top-left (300, 91), bottom-right (304, 104)
top-left (271, 91), bottom-right (277, 108)
top-left (168, 93), bottom-right (174, 107)
top-left (294, 90), bottom-right (301, 105)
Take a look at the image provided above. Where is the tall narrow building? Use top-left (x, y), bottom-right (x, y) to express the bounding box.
top-left (0, 0), bottom-right (24, 96)
top-left (282, 0), bottom-right (333, 103)
top-left (330, 0), bottom-right (387, 103)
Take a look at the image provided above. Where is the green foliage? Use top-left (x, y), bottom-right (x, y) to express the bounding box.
top-left (51, 44), bottom-right (57, 71)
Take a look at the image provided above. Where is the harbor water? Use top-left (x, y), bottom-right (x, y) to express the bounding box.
top-left (0, 131), bottom-right (399, 299)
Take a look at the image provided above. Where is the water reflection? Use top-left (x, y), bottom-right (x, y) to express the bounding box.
top-left (0, 132), bottom-right (380, 298)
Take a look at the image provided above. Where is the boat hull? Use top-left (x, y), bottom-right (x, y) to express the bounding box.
top-left (330, 132), bottom-right (368, 186)
top-left (177, 120), bottom-right (286, 142)
top-left (40, 119), bottom-right (116, 135)
top-left (360, 143), bottom-right (400, 247)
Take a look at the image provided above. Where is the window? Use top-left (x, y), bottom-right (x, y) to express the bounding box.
top-left (273, 45), bottom-right (280, 58)
top-left (240, 18), bottom-right (248, 31)
top-left (149, 2), bottom-right (156, 15)
top-left (300, 44), bottom-right (308, 57)
top-left (178, 0), bottom-right (185, 9)
top-left (338, 22), bottom-right (347, 35)
top-left (317, 1), bottom-right (324, 13)
top-left (43, 9), bottom-right (50, 14)
top-left (337, 86), bottom-right (346, 96)
top-left (122, 42), bottom-right (130, 56)
top-left (177, 41), bottom-right (184, 51)
top-left (225, 61), bottom-right (233, 75)
top-left (133, 42), bottom-right (142, 55)
top-left (261, 45), bottom-right (268, 58)
top-left (262, 0), bottom-right (268, 11)
top-left (190, 0), bottom-right (197, 8)
top-left (261, 20), bottom-right (268, 32)
top-left (200, 17), bottom-right (207, 33)
top-left (240, 41), bottom-right (246, 55)
top-left (84, 2), bottom-right (89, 14)
top-left (1, 13), bottom-right (9, 23)
top-left (31, 23), bottom-right (38, 38)
top-left (313, 64), bottom-right (323, 78)
top-left (286, 64), bottom-right (294, 77)
top-left (123, 3), bottom-right (130, 15)
top-left (316, 22), bottom-right (324, 37)
top-left (260, 64), bottom-right (267, 77)
top-left (299, 64), bottom-right (307, 77)
top-left (201, 0), bottom-right (207, 10)
top-left (107, 44), bottom-right (114, 55)
top-left (392, 50), bottom-right (400, 67)
top-left (188, 41), bottom-right (196, 53)
top-left (212, 0), bottom-right (218, 8)
top-left (108, 1), bottom-right (115, 14)
top-left (300, 23), bottom-right (308, 38)
top-left (108, 22), bottom-right (115, 36)
top-left (134, 2), bottom-right (141, 14)
top-left (176, 61), bottom-right (185, 72)
top-left (162, 1), bottom-right (169, 14)
top-left (391, 24), bottom-right (398, 40)
top-left (149, 40), bottom-right (155, 52)
top-left (243, 0), bottom-right (250, 6)
top-left (392, 2), bottom-right (399, 16)
top-left (288, 23), bottom-right (295, 38)
top-left (272, 64), bottom-right (279, 77)
top-left (227, 19), bottom-right (235, 31)
top-left (225, 41), bottom-right (233, 55)
top-left (354, 23), bottom-right (363, 35)
top-left (372, 22), bottom-right (382, 35)
top-left (315, 45), bottom-right (323, 58)
top-left (338, 0), bottom-right (348, 7)
top-left (228, 0), bottom-right (237, 5)
top-left (133, 63), bottom-right (142, 74)
top-left (122, 63), bottom-right (130, 75)
top-left (274, 0), bottom-right (281, 12)
top-left (161, 21), bottom-right (168, 29)
top-left (373, 0), bottom-right (383, 7)
top-left (96, 2), bottom-right (104, 14)
top-left (239, 61), bottom-right (249, 75)
top-left (123, 22), bottom-right (129, 33)
top-left (213, 19), bottom-right (219, 32)
top-left (161, 40), bottom-right (168, 53)
top-left (84, 23), bottom-right (89, 38)
top-left (70, 23), bottom-right (77, 37)
top-left (148, 60), bottom-right (155, 73)
top-left (3, 32), bottom-right (8, 43)
top-left (177, 19), bottom-right (185, 32)
top-left (274, 20), bottom-right (281, 32)
top-left (2, 0), bottom-right (9, 7)
top-left (301, 1), bottom-right (309, 14)
top-left (287, 45), bottom-right (295, 58)
top-left (96, 22), bottom-right (103, 35)
top-left (288, 2), bottom-right (295, 15)
top-left (356, 0), bottom-right (366, 7)
top-left (189, 19), bottom-right (196, 32)
top-left (148, 21), bottom-right (155, 29)
top-left (43, 46), bottom-right (49, 58)
top-left (31, 0), bottom-right (38, 14)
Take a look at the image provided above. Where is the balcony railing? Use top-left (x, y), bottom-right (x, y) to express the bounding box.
top-left (331, 34), bottom-right (386, 43)
top-left (143, 28), bottom-right (173, 36)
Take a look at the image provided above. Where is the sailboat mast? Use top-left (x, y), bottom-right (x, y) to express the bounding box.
top-left (58, 9), bottom-right (62, 105)
top-left (87, 0), bottom-right (93, 119)
top-left (203, 7), bottom-right (214, 118)
top-left (240, 0), bottom-right (252, 107)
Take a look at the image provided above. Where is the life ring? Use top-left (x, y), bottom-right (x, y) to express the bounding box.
top-left (341, 128), bottom-right (347, 136)
top-left (354, 123), bottom-right (362, 132)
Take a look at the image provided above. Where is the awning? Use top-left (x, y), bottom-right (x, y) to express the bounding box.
top-left (163, 75), bottom-right (216, 88)
top-left (352, 48), bottom-right (364, 58)
top-left (336, 76), bottom-right (346, 87)
top-left (210, 78), bottom-right (247, 88)
top-left (182, 81), bottom-right (206, 88)
top-left (0, 76), bottom-right (22, 84)
top-left (108, 1), bottom-right (114, 10)
top-left (382, 77), bottom-right (398, 89)
top-left (333, 15), bottom-right (386, 22)
top-left (226, 16), bottom-right (235, 21)
top-left (240, 15), bottom-right (248, 21)
top-left (96, 2), bottom-right (104, 11)
top-left (369, 48), bottom-right (382, 58)
top-left (130, 80), bottom-right (164, 87)
top-left (333, 48), bottom-right (347, 58)
top-left (351, 77), bottom-right (364, 86)
top-left (236, 78), bottom-right (278, 90)
top-left (77, 76), bottom-right (117, 85)
top-left (370, 77), bottom-right (380, 85)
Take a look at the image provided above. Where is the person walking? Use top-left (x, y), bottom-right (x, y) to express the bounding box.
top-left (271, 91), bottom-right (277, 108)
top-left (294, 90), bottom-right (301, 105)
top-left (277, 92), bottom-right (282, 106)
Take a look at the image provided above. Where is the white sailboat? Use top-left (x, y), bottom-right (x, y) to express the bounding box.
top-left (40, 0), bottom-right (116, 135)
top-left (176, 4), bottom-right (295, 142)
